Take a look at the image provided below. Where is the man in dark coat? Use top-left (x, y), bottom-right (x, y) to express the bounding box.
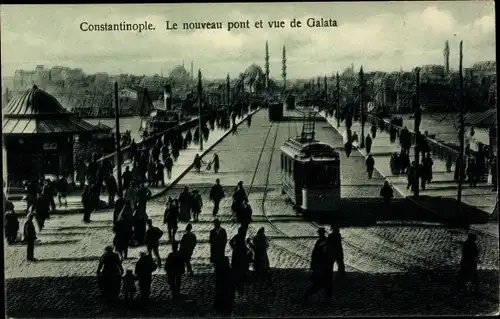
top-left (105, 174), bottom-right (118, 206)
top-left (365, 134), bottom-right (373, 154)
top-left (178, 186), bottom-right (192, 222)
top-left (164, 154), bottom-right (174, 180)
top-left (135, 251), bottom-right (157, 303)
top-left (460, 233), bottom-right (479, 291)
top-left (327, 226), bottom-right (345, 278)
top-left (210, 179), bottom-right (225, 217)
top-left (214, 256), bottom-right (235, 316)
top-left (209, 219), bottom-right (228, 265)
top-left (304, 227), bottom-right (331, 303)
top-left (33, 193), bottom-right (49, 229)
top-left (379, 181), bottom-right (394, 205)
top-left (190, 190), bottom-right (203, 222)
top-left (56, 175), bottom-right (68, 208)
top-left (165, 241), bottom-right (185, 299)
top-left (42, 180), bottom-right (56, 214)
top-left (366, 155), bottom-right (375, 179)
top-left (165, 199), bottom-right (179, 242)
top-left (122, 166), bottom-right (133, 191)
top-left (4, 210), bottom-right (19, 244)
top-left (23, 213), bottom-right (37, 261)
top-left (145, 219), bottom-right (163, 267)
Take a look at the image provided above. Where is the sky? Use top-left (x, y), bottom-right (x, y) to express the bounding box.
top-left (0, 2), bottom-right (496, 79)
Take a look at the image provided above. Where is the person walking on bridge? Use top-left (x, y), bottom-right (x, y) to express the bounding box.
top-left (304, 227), bottom-right (331, 304)
top-left (164, 154), bottom-right (174, 180)
top-left (210, 179), bottom-right (225, 217)
top-left (212, 153), bottom-right (220, 174)
top-left (380, 181), bottom-right (394, 205)
top-left (180, 223), bottom-right (197, 276)
top-left (365, 155), bottom-right (375, 179)
top-left (365, 134), bottom-right (373, 154)
top-left (23, 213), bottom-right (37, 261)
top-left (178, 186), bottom-right (193, 222)
top-left (210, 219), bottom-right (228, 266)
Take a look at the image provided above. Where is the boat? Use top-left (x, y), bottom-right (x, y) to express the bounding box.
top-left (139, 109), bottom-right (191, 138)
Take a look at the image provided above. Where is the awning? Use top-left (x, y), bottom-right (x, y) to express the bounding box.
top-left (2, 116), bottom-right (99, 134)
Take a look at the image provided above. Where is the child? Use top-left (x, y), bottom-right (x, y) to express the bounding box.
top-left (122, 269), bottom-right (137, 300)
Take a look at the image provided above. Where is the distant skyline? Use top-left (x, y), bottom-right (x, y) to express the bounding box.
top-left (1, 2), bottom-right (496, 79)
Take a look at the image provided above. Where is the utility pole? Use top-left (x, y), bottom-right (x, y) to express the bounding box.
top-left (282, 45), bottom-right (287, 90)
top-left (336, 72), bottom-right (340, 128)
top-left (359, 66), bottom-right (365, 148)
top-left (198, 69), bottom-right (203, 151)
top-left (226, 74), bottom-right (230, 106)
top-left (457, 41), bottom-right (465, 216)
top-left (114, 82), bottom-right (123, 197)
top-left (414, 67), bottom-right (421, 198)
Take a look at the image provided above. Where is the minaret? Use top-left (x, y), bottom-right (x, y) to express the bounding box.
top-left (282, 45), bottom-right (287, 89)
top-left (265, 41), bottom-right (270, 90)
top-left (444, 40), bottom-right (450, 73)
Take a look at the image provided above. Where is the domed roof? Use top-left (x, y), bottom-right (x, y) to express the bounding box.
top-left (243, 64), bottom-right (264, 79)
top-left (4, 85), bottom-right (69, 117)
top-left (169, 65), bottom-right (190, 80)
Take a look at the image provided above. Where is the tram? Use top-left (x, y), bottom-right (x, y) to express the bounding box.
top-left (285, 95), bottom-right (296, 110)
top-left (268, 102), bottom-right (283, 121)
top-left (280, 110), bottom-right (341, 214)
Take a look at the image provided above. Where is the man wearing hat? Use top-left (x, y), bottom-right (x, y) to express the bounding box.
top-left (23, 213), bottom-right (37, 261)
top-left (304, 227), bottom-right (332, 303)
top-left (327, 225), bottom-right (345, 277)
top-left (145, 219), bottom-right (164, 267)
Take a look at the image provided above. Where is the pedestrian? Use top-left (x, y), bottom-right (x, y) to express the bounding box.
top-left (407, 162), bottom-right (417, 191)
top-left (122, 166), bottom-right (133, 191)
top-left (366, 154), bottom-right (375, 179)
top-left (122, 269), bottom-right (137, 301)
top-left (145, 219), bottom-right (163, 267)
top-left (4, 210), bottom-right (19, 245)
top-left (165, 241), bottom-right (185, 299)
top-left (232, 181), bottom-right (248, 216)
top-left (446, 155), bottom-right (453, 173)
top-left (459, 233), bottom-right (479, 292)
top-left (56, 175), bottom-right (68, 208)
top-left (239, 201), bottom-right (253, 229)
top-left (327, 226), bottom-right (345, 278)
top-left (33, 193), bottom-right (49, 229)
top-left (379, 181), bottom-right (394, 205)
top-left (370, 124), bottom-right (377, 139)
top-left (165, 199), bottom-right (179, 242)
top-left (147, 159), bottom-right (156, 187)
top-left (134, 184), bottom-right (151, 245)
top-left (249, 227), bottom-right (270, 280)
top-left (113, 202), bottom-right (134, 260)
top-left (209, 218), bottom-right (228, 265)
top-left (81, 184), bottom-right (93, 223)
top-left (97, 246), bottom-right (124, 303)
top-left (209, 179), bottom-right (225, 217)
top-left (212, 153), bottom-right (220, 174)
top-left (155, 160), bottom-right (165, 187)
top-left (214, 257), bottom-right (235, 316)
top-left (190, 190), bottom-right (203, 222)
top-left (193, 154), bottom-right (205, 174)
top-left (304, 227), bottom-right (331, 303)
top-left (105, 174), bottom-right (118, 207)
top-left (178, 186), bottom-right (192, 222)
top-left (164, 154), bottom-right (174, 180)
top-left (365, 134), bottom-right (373, 154)
top-left (467, 159), bottom-right (478, 188)
top-left (180, 223), bottom-right (197, 276)
top-left (42, 179), bottom-right (56, 214)
top-left (23, 213), bottom-right (37, 261)
top-left (230, 226), bottom-right (250, 295)
top-left (423, 153), bottom-right (434, 183)
top-left (135, 251), bottom-right (157, 303)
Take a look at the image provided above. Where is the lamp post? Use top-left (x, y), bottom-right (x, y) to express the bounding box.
top-left (198, 69), bottom-right (203, 151)
top-left (457, 41), bottom-right (465, 223)
top-left (114, 82), bottom-right (123, 197)
top-left (336, 72), bottom-right (340, 128)
top-left (414, 67), bottom-right (421, 199)
top-left (359, 66), bottom-right (365, 148)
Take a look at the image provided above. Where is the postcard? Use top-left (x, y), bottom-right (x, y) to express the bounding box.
top-left (1, 2), bottom-right (498, 318)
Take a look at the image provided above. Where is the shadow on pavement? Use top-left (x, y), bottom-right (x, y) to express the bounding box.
top-left (305, 197), bottom-right (492, 227)
top-left (36, 240), bottom-right (81, 246)
top-left (5, 267), bottom-right (498, 317)
top-left (36, 256), bottom-right (101, 262)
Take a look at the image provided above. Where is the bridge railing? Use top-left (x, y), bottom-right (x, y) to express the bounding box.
top-left (95, 115), bottom-right (203, 165)
top-left (366, 114), bottom-right (461, 163)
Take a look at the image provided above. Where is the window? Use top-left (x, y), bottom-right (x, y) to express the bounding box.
top-left (305, 163), bottom-right (338, 187)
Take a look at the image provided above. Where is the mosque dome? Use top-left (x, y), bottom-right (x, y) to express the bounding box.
top-left (169, 65), bottom-right (190, 81)
top-left (4, 85), bottom-right (69, 117)
top-left (243, 64), bottom-right (264, 80)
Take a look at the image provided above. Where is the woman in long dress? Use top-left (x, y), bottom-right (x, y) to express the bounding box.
top-left (250, 227), bottom-right (270, 279)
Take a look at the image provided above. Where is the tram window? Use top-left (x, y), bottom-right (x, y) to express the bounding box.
top-left (305, 164), bottom-right (337, 187)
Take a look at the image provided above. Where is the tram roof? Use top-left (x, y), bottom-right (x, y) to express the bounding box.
top-left (281, 138), bottom-right (340, 161)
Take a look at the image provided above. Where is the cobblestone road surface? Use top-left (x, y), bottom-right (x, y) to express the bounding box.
top-left (5, 109), bottom-right (499, 317)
